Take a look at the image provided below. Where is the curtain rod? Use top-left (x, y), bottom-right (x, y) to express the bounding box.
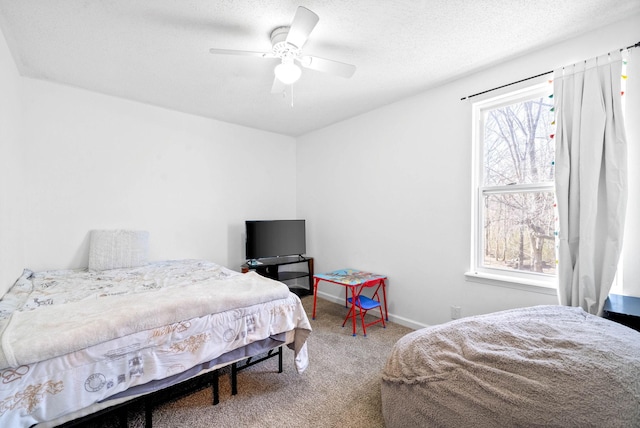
top-left (460, 41), bottom-right (640, 101)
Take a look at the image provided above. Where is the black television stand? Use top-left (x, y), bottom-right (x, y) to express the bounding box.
top-left (241, 255), bottom-right (314, 297)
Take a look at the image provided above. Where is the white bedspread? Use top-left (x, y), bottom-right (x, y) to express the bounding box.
top-left (0, 260), bottom-right (290, 369)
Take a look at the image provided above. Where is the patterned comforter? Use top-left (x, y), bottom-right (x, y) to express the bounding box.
top-left (0, 260), bottom-right (311, 427)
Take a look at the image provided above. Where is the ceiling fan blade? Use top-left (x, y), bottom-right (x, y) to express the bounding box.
top-left (209, 48), bottom-right (274, 58)
top-left (285, 6), bottom-right (319, 49)
top-left (271, 76), bottom-right (286, 94)
top-left (299, 55), bottom-right (356, 78)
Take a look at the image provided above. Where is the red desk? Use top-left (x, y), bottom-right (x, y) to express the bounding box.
top-left (312, 269), bottom-right (388, 336)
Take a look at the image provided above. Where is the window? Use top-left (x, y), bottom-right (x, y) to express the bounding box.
top-left (470, 83), bottom-right (557, 288)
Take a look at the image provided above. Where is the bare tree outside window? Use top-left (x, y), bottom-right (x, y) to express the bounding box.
top-left (480, 95), bottom-right (555, 275)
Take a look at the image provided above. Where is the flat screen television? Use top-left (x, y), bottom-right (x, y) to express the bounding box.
top-left (245, 219), bottom-right (306, 260)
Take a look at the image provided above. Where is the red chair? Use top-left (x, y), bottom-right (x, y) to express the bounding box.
top-left (342, 281), bottom-right (386, 336)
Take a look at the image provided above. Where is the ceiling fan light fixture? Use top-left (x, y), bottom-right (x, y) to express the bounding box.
top-left (274, 61), bottom-right (301, 84)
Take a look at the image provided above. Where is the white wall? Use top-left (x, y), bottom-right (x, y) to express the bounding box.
top-left (622, 37), bottom-right (640, 297)
top-left (297, 14), bottom-right (640, 328)
top-left (0, 20), bottom-right (298, 294)
top-left (17, 79), bottom-right (297, 273)
top-left (0, 27), bottom-right (25, 296)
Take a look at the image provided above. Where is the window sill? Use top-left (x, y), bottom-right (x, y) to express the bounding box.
top-left (464, 271), bottom-right (558, 296)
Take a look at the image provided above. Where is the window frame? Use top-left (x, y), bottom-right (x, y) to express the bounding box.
top-left (467, 83), bottom-right (558, 292)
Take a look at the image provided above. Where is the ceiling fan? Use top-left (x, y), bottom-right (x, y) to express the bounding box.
top-left (209, 6), bottom-right (356, 94)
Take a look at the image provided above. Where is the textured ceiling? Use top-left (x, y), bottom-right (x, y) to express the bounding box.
top-left (1, 0), bottom-right (639, 136)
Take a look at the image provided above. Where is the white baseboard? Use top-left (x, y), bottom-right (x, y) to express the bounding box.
top-left (312, 291), bottom-right (430, 331)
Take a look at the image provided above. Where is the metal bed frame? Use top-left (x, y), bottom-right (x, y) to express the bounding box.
top-left (57, 346), bottom-right (283, 428)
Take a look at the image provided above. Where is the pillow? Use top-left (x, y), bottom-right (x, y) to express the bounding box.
top-left (88, 230), bottom-right (149, 271)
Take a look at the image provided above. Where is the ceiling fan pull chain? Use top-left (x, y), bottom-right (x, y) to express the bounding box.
top-left (291, 85), bottom-right (295, 108)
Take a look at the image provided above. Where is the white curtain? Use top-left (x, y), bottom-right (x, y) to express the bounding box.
top-left (554, 50), bottom-right (628, 316)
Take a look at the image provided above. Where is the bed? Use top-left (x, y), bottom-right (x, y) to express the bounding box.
top-left (381, 305), bottom-right (640, 428)
top-left (0, 255), bottom-right (311, 427)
